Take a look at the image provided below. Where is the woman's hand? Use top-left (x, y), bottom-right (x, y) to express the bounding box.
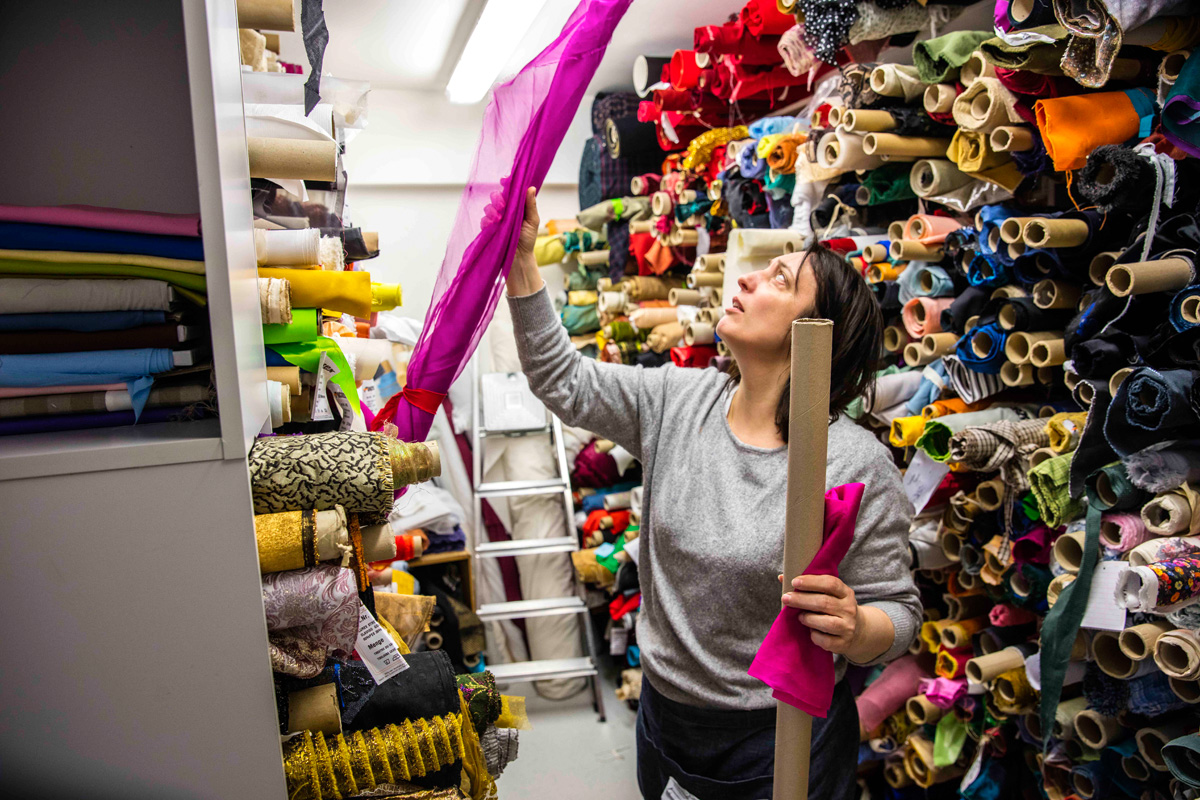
top-left (781, 574), bottom-right (862, 654)
top-left (507, 187), bottom-right (544, 297)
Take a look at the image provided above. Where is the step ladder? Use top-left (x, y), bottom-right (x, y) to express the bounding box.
top-left (469, 361), bottom-right (605, 721)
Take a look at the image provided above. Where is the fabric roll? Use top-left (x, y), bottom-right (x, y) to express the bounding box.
top-left (901, 297), bottom-right (953, 338)
top-left (1142, 484), bottom-right (1200, 536)
top-left (1163, 733), bottom-right (1200, 788)
top-left (913, 31), bottom-right (994, 83)
top-left (949, 418), bottom-right (1049, 473)
top-left (1105, 368), bottom-right (1200, 458)
top-left (1100, 512), bottom-right (1150, 553)
top-left (0, 256), bottom-right (205, 294)
top-left (0, 309), bottom-right (167, 333)
top-left (342, 651), bottom-right (460, 731)
top-left (261, 307), bottom-right (321, 345)
top-left (0, 247), bottom-right (204, 275)
top-left (0, 348), bottom-right (173, 415)
top-left (1117, 555), bottom-right (1200, 613)
top-left (0, 384), bottom-right (208, 419)
top-left (255, 506), bottom-right (349, 573)
top-left (943, 354), bottom-right (1006, 404)
top-left (946, 131), bottom-right (1024, 192)
top-left (1164, 51), bottom-right (1200, 156)
top-left (0, 382), bottom-right (125, 399)
top-left (951, 78), bottom-right (1024, 133)
top-left (916, 408), bottom-right (1025, 463)
top-left (1086, 462), bottom-right (1150, 512)
top-left (264, 565), bottom-right (359, 677)
top-left (0, 221), bottom-right (203, 261)
top-left (1035, 89), bottom-right (1157, 172)
top-left (1029, 452), bottom-right (1084, 527)
top-left (0, 404), bottom-right (196, 436)
top-left (1128, 537), bottom-right (1200, 568)
top-left (0, 323), bottom-right (191, 355)
top-left (955, 322), bottom-right (1008, 374)
top-left (0, 277), bottom-right (173, 314)
top-left (1045, 412), bottom-right (1086, 454)
top-left (1125, 444), bottom-right (1200, 493)
top-left (0, 203), bottom-right (201, 237)
top-left (260, 277), bottom-right (293, 325)
top-left (1155, 629), bottom-right (1200, 680)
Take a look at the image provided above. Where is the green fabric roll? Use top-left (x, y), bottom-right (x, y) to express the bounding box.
top-left (597, 532), bottom-right (627, 573)
top-left (1039, 503), bottom-right (1101, 752)
top-left (0, 257), bottom-right (207, 292)
top-left (268, 336), bottom-right (361, 413)
top-left (979, 27), bottom-right (1068, 74)
top-left (1028, 452), bottom-right (1084, 527)
top-left (262, 308), bottom-right (320, 345)
top-left (564, 265), bottom-right (604, 292)
top-left (913, 30), bottom-right (993, 83)
top-left (934, 712), bottom-right (968, 767)
top-left (915, 408), bottom-right (1020, 462)
top-left (1084, 462), bottom-right (1151, 511)
top-left (859, 163), bottom-right (917, 205)
top-left (562, 303), bottom-right (600, 335)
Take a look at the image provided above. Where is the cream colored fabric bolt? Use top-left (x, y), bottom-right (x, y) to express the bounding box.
top-left (952, 78), bottom-right (1024, 133)
top-left (1141, 483), bottom-right (1200, 536)
top-left (259, 276), bottom-right (293, 324)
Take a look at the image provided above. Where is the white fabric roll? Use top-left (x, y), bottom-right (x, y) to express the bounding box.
top-left (255, 227), bottom-right (320, 267)
top-left (267, 379), bottom-right (285, 428)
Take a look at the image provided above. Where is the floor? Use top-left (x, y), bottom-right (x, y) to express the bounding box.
top-left (496, 672), bottom-right (641, 799)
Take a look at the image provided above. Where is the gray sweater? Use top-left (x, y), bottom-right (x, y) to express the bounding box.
top-left (510, 287), bottom-right (921, 710)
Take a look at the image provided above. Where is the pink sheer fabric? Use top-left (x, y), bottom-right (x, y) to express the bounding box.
top-left (371, 0), bottom-right (633, 441)
top-left (747, 483), bottom-right (864, 717)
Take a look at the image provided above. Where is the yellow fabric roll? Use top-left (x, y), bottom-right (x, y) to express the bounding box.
top-left (946, 130), bottom-right (1025, 191)
top-left (890, 415), bottom-right (927, 447)
top-left (495, 695), bottom-right (531, 730)
top-left (568, 290), bottom-right (599, 306)
top-left (683, 125), bottom-right (750, 171)
top-left (259, 267), bottom-right (372, 317)
top-left (1046, 412), bottom-right (1088, 453)
top-left (0, 248), bottom-right (206, 274)
top-left (534, 235), bottom-right (565, 266)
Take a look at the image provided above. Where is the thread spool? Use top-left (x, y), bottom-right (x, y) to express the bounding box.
top-left (906, 695), bottom-right (946, 725)
top-left (287, 683), bottom-right (342, 735)
top-left (1053, 529), bottom-right (1088, 574)
top-left (989, 125), bottom-right (1034, 153)
top-left (921, 332), bottom-right (958, 357)
top-left (1004, 330), bottom-right (1058, 365)
top-left (686, 271), bottom-right (722, 289)
top-left (247, 137), bottom-right (338, 181)
top-left (862, 243), bottom-right (890, 264)
top-left (1029, 338), bottom-right (1066, 367)
top-left (965, 646), bottom-right (1026, 683)
top-left (237, 0), bottom-right (296, 31)
top-left (903, 343), bottom-right (935, 367)
top-left (669, 288), bottom-right (701, 306)
top-left (1120, 621), bottom-right (1175, 661)
top-left (683, 321), bottom-right (715, 346)
top-left (883, 325), bottom-right (908, 353)
top-left (1022, 218), bottom-right (1090, 249)
top-left (841, 109), bottom-right (897, 133)
top-left (924, 84), bottom-right (956, 115)
top-left (890, 240), bottom-right (944, 261)
top-left (862, 133), bottom-right (949, 159)
top-left (1106, 256), bottom-right (1195, 297)
top-left (1001, 361), bottom-right (1035, 387)
top-left (698, 253), bottom-right (725, 272)
top-left (999, 217), bottom-right (1037, 245)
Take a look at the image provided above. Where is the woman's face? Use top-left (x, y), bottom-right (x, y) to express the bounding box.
top-left (717, 252), bottom-right (817, 357)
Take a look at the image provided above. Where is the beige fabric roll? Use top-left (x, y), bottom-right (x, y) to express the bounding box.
top-left (259, 276), bottom-right (292, 324)
top-left (1154, 629), bottom-right (1200, 679)
top-left (951, 78), bottom-right (1023, 133)
top-left (1141, 483), bottom-right (1200, 536)
top-left (646, 322), bottom-right (684, 354)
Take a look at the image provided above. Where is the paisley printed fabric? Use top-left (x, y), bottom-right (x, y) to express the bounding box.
top-left (249, 431), bottom-right (394, 523)
top-left (263, 565), bottom-right (360, 676)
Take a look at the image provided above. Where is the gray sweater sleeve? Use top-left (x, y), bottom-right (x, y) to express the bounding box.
top-left (508, 286), bottom-right (666, 460)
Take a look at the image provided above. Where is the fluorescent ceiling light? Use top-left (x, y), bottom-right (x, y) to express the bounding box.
top-left (445, 0), bottom-right (551, 104)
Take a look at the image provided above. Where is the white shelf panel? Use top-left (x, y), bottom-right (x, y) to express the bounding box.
top-left (0, 419), bottom-right (224, 481)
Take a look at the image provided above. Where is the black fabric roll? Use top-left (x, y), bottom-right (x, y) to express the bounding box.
top-left (579, 135), bottom-right (604, 210)
top-left (1075, 146), bottom-right (1154, 214)
top-left (605, 116), bottom-right (658, 160)
top-left (1070, 336), bottom-right (1135, 379)
top-left (1069, 387), bottom-right (1117, 498)
top-left (636, 350), bottom-right (670, 368)
top-left (338, 227), bottom-right (378, 261)
top-left (973, 623), bottom-right (1037, 657)
top-left (890, 107), bottom-right (956, 137)
top-left (810, 195), bottom-right (840, 231)
top-left (591, 92), bottom-right (642, 137)
top-left (725, 176), bottom-right (771, 229)
top-left (634, 55), bottom-right (671, 97)
top-left (342, 651), bottom-right (460, 731)
top-left (606, 218), bottom-right (632, 282)
top-left (1000, 297), bottom-right (1073, 332)
top-left (941, 285), bottom-right (990, 334)
top-left (880, 281), bottom-right (902, 313)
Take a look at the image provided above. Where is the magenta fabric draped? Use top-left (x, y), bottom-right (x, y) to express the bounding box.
top-left (748, 482), bottom-right (865, 717)
top-left (372, 0), bottom-right (633, 440)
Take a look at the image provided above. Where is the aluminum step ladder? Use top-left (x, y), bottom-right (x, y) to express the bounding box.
top-left (469, 361), bottom-right (605, 721)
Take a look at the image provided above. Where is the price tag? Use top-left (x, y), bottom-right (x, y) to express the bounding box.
top-left (311, 352), bottom-right (335, 422)
top-left (1080, 561), bottom-right (1130, 632)
top-left (355, 602), bottom-right (409, 685)
top-left (903, 450), bottom-right (950, 513)
top-left (359, 379), bottom-right (383, 413)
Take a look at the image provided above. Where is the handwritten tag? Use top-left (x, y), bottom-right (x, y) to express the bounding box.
top-left (903, 451), bottom-right (950, 513)
top-left (311, 352), bottom-right (335, 422)
top-left (1080, 561), bottom-right (1129, 632)
top-left (355, 603), bottom-right (409, 685)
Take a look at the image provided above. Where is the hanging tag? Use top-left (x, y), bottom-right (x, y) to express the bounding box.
top-left (610, 625), bottom-right (629, 656)
top-left (358, 379), bottom-right (383, 413)
top-left (904, 451), bottom-right (950, 513)
top-left (355, 602), bottom-right (409, 685)
top-left (311, 352), bottom-right (335, 421)
top-left (328, 380), bottom-right (355, 431)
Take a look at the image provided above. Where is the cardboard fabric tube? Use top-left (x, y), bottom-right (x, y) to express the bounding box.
top-left (1046, 572), bottom-right (1076, 607)
top-left (699, 253), bottom-right (725, 272)
top-left (862, 243), bottom-right (890, 263)
top-left (266, 366), bottom-right (301, 396)
top-left (578, 250), bottom-right (610, 266)
top-left (1093, 629), bottom-right (1154, 679)
top-left (1004, 330), bottom-right (1059, 365)
top-left (717, 340), bottom-right (730, 357)
top-left (1000, 217), bottom-right (1037, 244)
top-left (904, 735), bottom-right (964, 788)
top-left (1074, 709), bottom-right (1123, 749)
top-left (944, 591), bottom-right (991, 620)
top-left (773, 320), bottom-right (833, 800)
top-left (971, 327), bottom-right (998, 358)
top-left (1053, 529), bottom-right (1087, 574)
top-left (668, 227), bottom-right (700, 247)
top-left (687, 271), bottom-right (723, 288)
top-left (921, 332), bottom-right (958, 356)
top-left (677, 188), bottom-right (697, 203)
top-left (960, 51), bottom-right (996, 85)
top-left (843, 109), bottom-right (897, 133)
top-left (1088, 251), bottom-right (1119, 286)
top-left (1022, 218), bottom-right (1089, 249)
top-left (1108, 367), bottom-right (1136, 397)
top-left (669, 288), bottom-right (701, 306)
top-left (630, 219), bottom-right (654, 234)
top-left (1138, 721), bottom-right (1196, 771)
top-left (360, 521), bottom-right (398, 562)
top-left (863, 133), bottom-right (950, 158)
top-left (651, 191), bottom-right (674, 217)
top-left (1119, 621), bottom-right (1175, 661)
top-left (1053, 696), bottom-right (1089, 740)
top-left (247, 137), bottom-right (337, 181)
top-left (1074, 379), bottom-right (1096, 408)
top-left (237, 0), bottom-right (296, 31)
top-left (1029, 446), bottom-right (1056, 468)
top-left (1182, 294), bottom-right (1200, 324)
top-left (941, 531), bottom-right (965, 562)
top-left (1032, 279), bottom-right (1080, 310)
top-left (940, 617), bottom-right (987, 649)
top-left (287, 683), bottom-right (342, 734)
top-left (731, 228), bottom-right (804, 257)
top-left (1122, 754), bottom-right (1152, 782)
top-left (890, 240), bottom-right (944, 261)
top-left (1001, 361), bottom-right (1035, 387)
top-left (975, 479), bottom-right (1006, 511)
top-left (1154, 629), bottom-right (1200, 679)
top-left (965, 646), bottom-right (1025, 683)
top-left (1169, 677), bottom-right (1200, 704)
top-left (884, 760), bottom-right (913, 788)
top-left (903, 343), bottom-right (936, 367)
top-left (825, 106), bottom-right (844, 127)
top-left (883, 325), bottom-right (908, 353)
top-left (1030, 338), bottom-right (1066, 367)
top-left (990, 125), bottom-right (1034, 152)
top-left (1106, 256), bottom-right (1195, 297)
top-left (906, 695), bottom-right (946, 725)
top-left (887, 220), bottom-right (906, 241)
top-left (684, 321), bottom-right (715, 346)
top-left (709, 287), bottom-right (723, 306)
top-left (924, 84), bottom-right (957, 115)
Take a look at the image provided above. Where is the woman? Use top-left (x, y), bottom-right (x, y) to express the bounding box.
top-left (507, 188), bottom-right (920, 800)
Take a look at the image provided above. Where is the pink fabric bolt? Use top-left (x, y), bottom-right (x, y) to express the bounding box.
top-left (370, 0), bottom-right (633, 443)
top-left (0, 203), bottom-right (201, 237)
top-left (1011, 525), bottom-right (1055, 564)
top-left (989, 603), bottom-right (1038, 627)
top-left (854, 653), bottom-right (933, 733)
top-left (918, 677), bottom-right (967, 708)
top-left (1103, 511), bottom-right (1151, 553)
top-left (748, 483), bottom-right (864, 717)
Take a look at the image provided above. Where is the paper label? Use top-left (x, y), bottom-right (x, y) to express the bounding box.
top-left (662, 778), bottom-right (702, 800)
top-left (358, 379), bottom-right (383, 413)
top-left (610, 625), bottom-right (628, 656)
top-left (355, 602), bottom-right (409, 685)
top-left (311, 352), bottom-right (335, 422)
top-left (903, 451), bottom-right (950, 513)
top-left (1080, 561), bottom-right (1129, 632)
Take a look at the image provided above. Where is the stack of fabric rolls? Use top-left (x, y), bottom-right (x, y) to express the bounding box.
top-left (553, 0), bottom-right (1200, 796)
top-left (0, 203), bottom-right (215, 434)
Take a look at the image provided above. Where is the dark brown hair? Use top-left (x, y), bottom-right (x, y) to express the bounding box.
top-left (727, 242), bottom-right (883, 441)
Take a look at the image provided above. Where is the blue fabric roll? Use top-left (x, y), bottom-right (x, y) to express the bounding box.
top-left (737, 140), bottom-right (768, 180)
top-left (966, 252), bottom-right (1010, 287)
top-left (1129, 670), bottom-right (1188, 716)
top-left (956, 322), bottom-right (1008, 374)
top-left (1104, 367), bottom-right (1200, 457)
top-left (904, 359), bottom-right (947, 415)
top-left (0, 310), bottom-right (166, 332)
top-left (0, 347), bottom-right (174, 417)
top-left (976, 205), bottom-right (1017, 262)
top-left (1163, 733), bottom-right (1200, 789)
top-left (1171, 285), bottom-right (1200, 331)
top-left (912, 265), bottom-right (955, 298)
top-left (748, 117), bottom-right (797, 138)
top-left (580, 481), bottom-right (641, 513)
top-left (0, 222), bottom-right (203, 261)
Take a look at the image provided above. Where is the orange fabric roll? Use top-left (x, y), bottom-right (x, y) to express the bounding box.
top-left (923, 397), bottom-right (990, 419)
top-left (901, 297), bottom-right (953, 338)
top-left (903, 214), bottom-right (962, 245)
top-left (1034, 91), bottom-right (1145, 172)
top-left (766, 134), bottom-right (805, 174)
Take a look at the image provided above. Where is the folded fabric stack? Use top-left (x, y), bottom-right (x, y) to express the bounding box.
top-left (0, 203), bottom-right (215, 435)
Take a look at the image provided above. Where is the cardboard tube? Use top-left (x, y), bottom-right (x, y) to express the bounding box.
top-left (945, 592), bottom-right (991, 620)
top-left (1107, 366), bottom-right (1135, 397)
top-left (650, 191), bottom-right (674, 217)
top-left (773, 320), bottom-right (833, 800)
top-left (578, 250), bottom-right (610, 266)
top-left (863, 133), bottom-right (949, 158)
top-left (890, 240), bottom-right (944, 261)
top-left (1029, 446), bottom-right (1056, 468)
top-left (940, 617), bottom-right (987, 649)
top-left (687, 271), bottom-right (722, 288)
top-left (1182, 294), bottom-right (1200, 324)
top-left (1030, 338), bottom-right (1065, 367)
top-left (975, 479), bottom-right (1005, 512)
top-left (1093, 629), bottom-right (1149, 679)
top-left (825, 106), bottom-right (843, 127)
top-left (887, 221), bottom-right (906, 241)
top-left (667, 227), bottom-right (700, 247)
top-left (842, 109), bottom-right (897, 133)
top-left (684, 321), bottom-right (715, 346)
top-left (1001, 361), bottom-right (1035, 387)
top-left (237, 0), bottom-right (296, 31)
top-left (1120, 621), bottom-right (1175, 661)
top-left (884, 760), bottom-right (913, 788)
top-left (1053, 529), bottom-right (1087, 574)
top-left (1154, 630), bottom-right (1200, 679)
top-left (924, 84), bottom-right (956, 115)
top-left (669, 288), bottom-right (700, 306)
top-left (717, 341), bottom-right (730, 357)
top-left (960, 51), bottom-right (996, 85)
top-left (1052, 696), bottom-right (1089, 740)
top-left (921, 332), bottom-right (958, 357)
top-left (904, 735), bottom-right (964, 787)
top-left (1138, 721), bottom-right (1196, 771)
top-left (966, 647), bottom-right (1025, 683)
top-left (906, 695), bottom-right (946, 725)
top-left (1106, 256), bottom-right (1195, 297)
top-left (1122, 753), bottom-right (1151, 782)
top-left (941, 532), bottom-right (965, 561)
top-left (677, 188), bottom-right (697, 203)
top-left (903, 343), bottom-right (935, 367)
top-left (247, 137), bottom-right (337, 181)
top-left (1032, 279), bottom-right (1080, 310)
top-left (862, 244), bottom-right (890, 263)
top-left (699, 253), bottom-right (725, 272)
top-left (957, 569), bottom-right (980, 593)
top-left (883, 325), bottom-right (908, 353)
top-left (731, 228), bottom-right (804, 257)
top-left (1075, 709), bottom-right (1123, 749)
top-left (1000, 217), bottom-right (1037, 245)
top-left (630, 219), bottom-right (654, 234)
top-left (1170, 677), bottom-right (1200, 704)
top-left (361, 521), bottom-right (398, 563)
top-left (266, 366), bottom-right (301, 396)
top-left (1022, 218), bottom-right (1089, 249)
top-left (287, 683), bottom-right (341, 734)
top-left (255, 227), bottom-right (319, 267)
top-left (1004, 330), bottom-right (1059, 365)
top-left (1074, 379), bottom-right (1096, 408)
top-left (1088, 251), bottom-right (1119, 286)
top-left (971, 327), bottom-right (998, 359)
top-left (990, 126), bottom-right (1034, 153)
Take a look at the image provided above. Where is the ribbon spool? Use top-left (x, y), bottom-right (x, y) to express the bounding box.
top-left (1106, 256), bottom-right (1195, 297)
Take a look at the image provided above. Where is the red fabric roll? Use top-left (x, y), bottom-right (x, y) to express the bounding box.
top-left (670, 345), bottom-right (718, 367)
top-left (582, 508), bottom-right (631, 536)
top-left (630, 231), bottom-right (657, 274)
top-left (740, 0), bottom-right (795, 36)
top-left (695, 20), bottom-right (784, 65)
top-left (609, 592), bottom-right (641, 620)
top-left (637, 100), bottom-right (659, 123)
top-left (670, 50), bottom-right (705, 90)
top-left (994, 67), bottom-right (1076, 98)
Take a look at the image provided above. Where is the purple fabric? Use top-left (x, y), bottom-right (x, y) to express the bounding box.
top-left (0, 405), bottom-right (200, 436)
top-left (0, 203), bottom-right (201, 237)
top-left (372, 0), bottom-right (633, 442)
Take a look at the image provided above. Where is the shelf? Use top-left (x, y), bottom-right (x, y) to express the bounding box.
top-left (489, 657), bottom-right (598, 683)
top-left (0, 418), bottom-right (225, 481)
top-left (405, 549), bottom-right (470, 568)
